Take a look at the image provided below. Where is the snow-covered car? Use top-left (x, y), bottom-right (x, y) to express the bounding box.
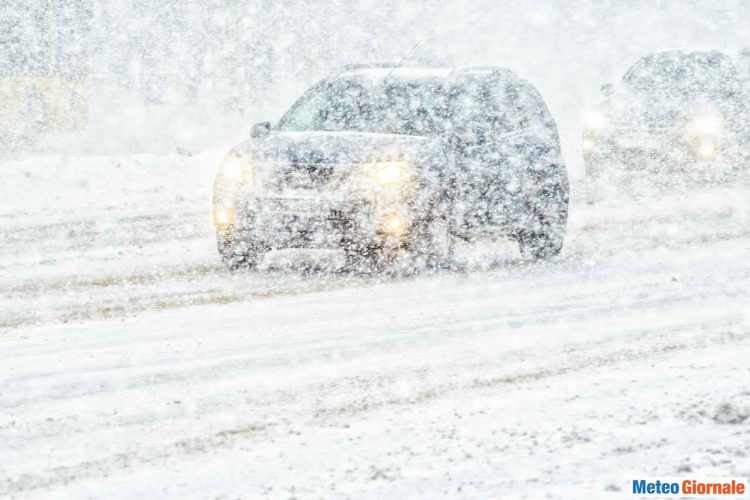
top-left (213, 65), bottom-right (569, 271)
top-left (582, 49), bottom-right (750, 178)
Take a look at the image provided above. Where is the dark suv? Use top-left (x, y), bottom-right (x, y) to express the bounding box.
top-left (583, 49), bottom-right (750, 179)
top-left (213, 65), bottom-right (569, 271)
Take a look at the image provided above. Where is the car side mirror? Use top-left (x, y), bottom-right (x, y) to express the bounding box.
top-left (250, 121), bottom-right (271, 138)
top-left (600, 83), bottom-right (614, 97)
top-left (442, 131), bottom-right (463, 153)
top-left (472, 126), bottom-right (487, 146)
top-left (454, 124), bottom-right (487, 146)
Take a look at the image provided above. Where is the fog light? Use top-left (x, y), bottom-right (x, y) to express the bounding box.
top-left (697, 140), bottom-right (717, 159)
top-left (214, 207), bottom-right (234, 226)
top-left (382, 212), bottom-right (405, 234)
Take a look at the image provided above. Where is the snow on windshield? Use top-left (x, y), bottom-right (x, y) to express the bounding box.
top-left (623, 51), bottom-right (739, 97)
top-left (277, 79), bottom-right (452, 136)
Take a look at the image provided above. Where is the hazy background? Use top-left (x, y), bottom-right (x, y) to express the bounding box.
top-left (6, 0), bottom-right (750, 175)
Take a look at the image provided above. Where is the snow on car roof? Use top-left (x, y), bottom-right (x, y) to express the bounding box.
top-left (337, 66), bottom-right (453, 83)
top-left (646, 45), bottom-right (738, 57)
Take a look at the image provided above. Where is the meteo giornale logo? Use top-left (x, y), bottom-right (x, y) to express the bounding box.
top-left (632, 477), bottom-right (748, 497)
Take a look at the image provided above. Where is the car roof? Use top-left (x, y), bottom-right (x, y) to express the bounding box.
top-left (337, 66), bottom-right (452, 83)
top-left (334, 65), bottom-right (522, 86)
top-left (636, 47), bottom-right (739, 62)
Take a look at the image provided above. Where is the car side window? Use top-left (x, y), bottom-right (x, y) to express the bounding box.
top-left (278, 81), bottom-right (369, 132)
top-left (450, 80), bottom-right (498, 131)
top-left (496, 81), bottom-right (549, 132)
top-left (279, 87), bottom-right (330, 131)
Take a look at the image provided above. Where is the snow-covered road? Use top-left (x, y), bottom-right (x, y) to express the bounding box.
top-left (1, 153), bottom-right (749, 498)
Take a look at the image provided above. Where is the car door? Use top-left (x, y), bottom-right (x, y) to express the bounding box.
top-left (451, 73), bottom-right (562, 230)
top-left (450, 75), bottom-right (508, 228)
top-left (487, 78), bottom-right (564, 225)
top-left (453, 74), bottom-right (546, 227)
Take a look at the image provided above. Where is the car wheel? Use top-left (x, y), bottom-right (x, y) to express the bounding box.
top-left (517, 180), bottom-right (568, 261)
top-left (518, 229), bottom-right (562, 260)
top-left (216, 228), bottom-right (266, 270)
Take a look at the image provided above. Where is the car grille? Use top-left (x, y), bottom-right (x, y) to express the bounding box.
top-left (253, 207), bottom-right (348, 249)
top-left (271, 163), bottom-right (342, 190)
top-left (608, 109), bottom-right (682, 131)
top-left (261, 196), bottom-right (332, 214)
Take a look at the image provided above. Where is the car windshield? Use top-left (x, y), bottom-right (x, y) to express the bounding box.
top-left (277, 79), bottom-right (452, 136)
top-left (622, 52), bottom-right (739, 98)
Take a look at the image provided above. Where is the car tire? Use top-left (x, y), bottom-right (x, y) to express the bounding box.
top-left (216, 228), bottom-right (266, 270)
top-left (517, 179), bottom-right (568, 261)
top-left (518, 228), bottom-right (563, 260)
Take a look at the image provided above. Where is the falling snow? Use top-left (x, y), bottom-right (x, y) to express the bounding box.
top-left (1, 1), bottom-right (749, 498)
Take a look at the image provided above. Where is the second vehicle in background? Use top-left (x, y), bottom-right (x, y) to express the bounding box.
top-left (582, 48), bottom-right (750, 181)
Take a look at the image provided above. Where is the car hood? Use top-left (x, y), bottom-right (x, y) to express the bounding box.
top-left (234, 131), bottom-right (439, 165)
top-left (596, 87), bottom-right (729, 130)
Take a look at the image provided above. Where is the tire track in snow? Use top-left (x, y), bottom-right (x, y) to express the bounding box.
top-left (1, 318), bottom-right (746, 497)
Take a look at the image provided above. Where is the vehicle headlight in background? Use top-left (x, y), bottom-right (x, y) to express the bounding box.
top-left (696, 140), bottom-right (717, 158)
top-left (686, 112), bottom-right (723, 137)
top-left (361, 160), bottom-right (411, 188)
top-left (583, 108), bottom-right (607, 130)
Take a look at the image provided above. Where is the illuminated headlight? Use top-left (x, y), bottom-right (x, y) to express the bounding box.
top-left (697, 140), bottom-right (717, 158)
top-left (214, 154), bottom-right (252, 227)
top-left (686, 112), bottom-right (722, 137)
top-left (375, 162), bottom-right (404, 185)
top-left (361, 160), bottom-right (410, 188)
top-left (381, 212), bottom-right (407, 235)
top-left (214, 207), bottom-right (234, 226)
top-left (583, 108), bottom-right (607, 130)
top-left (218, 154), bottom-right (252, 185)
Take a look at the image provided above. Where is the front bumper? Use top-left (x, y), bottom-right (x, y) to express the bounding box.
top-left (583, 128), bottom-right (728, 166)
top-left (228, 192), bottom-right (415, 250)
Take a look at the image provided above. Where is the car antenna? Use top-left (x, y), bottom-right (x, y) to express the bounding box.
top-left (384, 39), bottom-right (425, 83)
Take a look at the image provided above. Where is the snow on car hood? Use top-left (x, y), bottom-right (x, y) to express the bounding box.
top-left (235, 131), bottom-right (439, 165)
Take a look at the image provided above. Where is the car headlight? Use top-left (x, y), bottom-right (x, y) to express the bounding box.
top-left (218, 154), bottom-right (252, 185)
top-left (696, 139), bottom-right (718, 158)
top-left (361, 160), bottom-right (410, 188)
top-left (686, 112), bottom-right (722, 137)
top-left (381, 211), bottom-right (407, 235)
top-left (214, 207), bottom-right (234, 226)
top-left (214, 154), bottom-right (253, 225)
top-left (583, 108), bottom-right (607, 130)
